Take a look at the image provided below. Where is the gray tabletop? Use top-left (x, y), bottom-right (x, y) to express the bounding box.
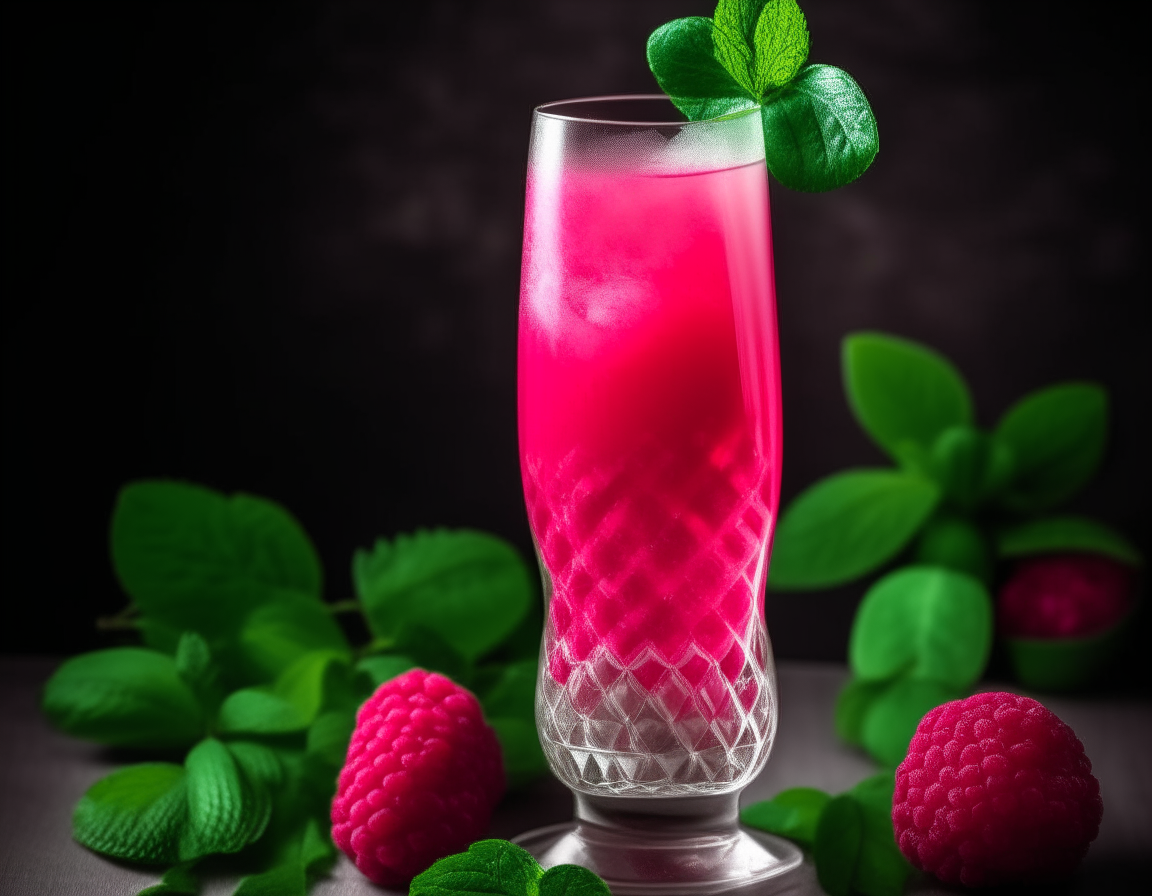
top-left (2, 658), bottom-right (1148, 895)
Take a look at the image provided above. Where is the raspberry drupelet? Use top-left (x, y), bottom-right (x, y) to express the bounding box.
top-left (893, 691), bottom-right (1101, 887)
top-left (331, 669), bottom-right (505, 886)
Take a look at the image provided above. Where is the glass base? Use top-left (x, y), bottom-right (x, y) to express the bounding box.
top-left (513, 792), bottom-right (804, 895)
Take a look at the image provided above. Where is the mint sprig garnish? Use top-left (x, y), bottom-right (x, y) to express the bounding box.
top-left (43, 479), bottom-right (546, 896)
top-left (647, 0), bottom-right (878, 192)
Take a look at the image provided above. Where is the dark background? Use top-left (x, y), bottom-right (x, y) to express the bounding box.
top-left (4, 1), bottom-right (1147, 667)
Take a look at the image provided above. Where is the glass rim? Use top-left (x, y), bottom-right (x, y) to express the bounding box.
top-left (533, 94), bottom-right (758, 127)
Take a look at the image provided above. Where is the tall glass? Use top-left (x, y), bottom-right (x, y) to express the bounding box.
top-left (515, 96), bottom-right (799, 892)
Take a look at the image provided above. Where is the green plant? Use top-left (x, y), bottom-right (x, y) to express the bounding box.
top-left (741, 331), bottom-right (1139, 894)
top-left (42, 480), bottom-right (547, 896)
top-left (768, 332), bottom-right (1138, 764)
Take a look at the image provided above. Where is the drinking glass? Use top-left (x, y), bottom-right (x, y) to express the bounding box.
top-left (515, 96), bottom-right (800, 893)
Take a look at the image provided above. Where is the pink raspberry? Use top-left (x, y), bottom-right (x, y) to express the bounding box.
top-left (998, 553), bottom-right (1132, 638)
top-left (331, 669), bottom-right (505, 886)
top-left (893, 692), bottom-right (1102, 887)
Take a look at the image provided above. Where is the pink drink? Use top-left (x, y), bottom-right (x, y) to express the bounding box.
top-left (519, 107), bottom-right (781, 793)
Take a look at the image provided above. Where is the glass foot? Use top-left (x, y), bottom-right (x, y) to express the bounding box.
top-left (513, 792), bottom-right (804, 895)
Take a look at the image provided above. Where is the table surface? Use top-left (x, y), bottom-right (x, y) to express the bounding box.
top-left (2, 657), bottom-right (1148, 895)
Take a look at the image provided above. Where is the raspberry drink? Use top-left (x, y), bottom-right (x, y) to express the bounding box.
top-left (518, 97), bottom-right (781, 795)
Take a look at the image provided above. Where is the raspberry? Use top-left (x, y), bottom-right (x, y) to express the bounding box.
top-left (893, 692), bottom-right (1102, 887)
top-left (331, 669), bottom-right (505, 886)
top-left (998, 553), bottom-right (1132, 639)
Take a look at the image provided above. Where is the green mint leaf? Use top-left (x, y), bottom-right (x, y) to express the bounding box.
top-left (994, 382), bottom-right (1108, 512)
top-left (479, 659), bottom-right (547, 786)
top-left (73, 762), bottom-right (189, 864)
top-left (43, 648), bottom-right (205, 749)
top-left (410, 839), bottom-right (543, 896)
top-left (761, 63), bottom-right (878, 192)
top-left (849, 774), bottom-right (911, 896)
top-left (814, 794), bottom-right (863, 896)
top-left (354, 529), bottom-right (533, 664)
top-left (111, 481), bottom-right (324, 654)
top-left (768, 469), bottom-right (939, 589)
top-left (741, 786), bottom-right (831, 848)
top-left (479, 659), bottom-right (538, 720)
top-left (217, 689), bottom-right (310, 735)
top-left (175, 632), bottom-right (214, 690)
top-left (861, 677), bottom-right (963, 768)
top-left (225, 740), bottom-right (284, 791)
top-left (834, 676), bottom-right (887, 747)
top-left (712, 0), bottom-right (809, 95)
top-left (355, 654), bottom-right (418, 688)
top-left (305, 709), bottom-right (356, 769)
top-left (539, 864), bottom-right (612, 896)
top-left (996, 514), bottom-right (1142, 565)
top-left (232, 862), bottom-right (305, 896)
top-left (849, 566), bottom-right (992, 688)
top-left (389, 623), bottom-right (473, 683)
top-left (236, 592), bottom-right (351, 683)
top-left (647, 17), bottom-right (757, 120)
top-left (218, 651), bottom-right (349, 735)
top-left (137, 862), bottom-right (199, 895)
top-left (843, 333), bottom-right (973, 466)
top-left (913, 514), bottom-right (991, 584)
top-left (183, 738), bottom-right (269, 857)
top-left (488, 717), bottom-right (550, 790)
top-left (232, 818), bottom-right (334, 896)
top-left (300, 816), bottom-right (337, 875)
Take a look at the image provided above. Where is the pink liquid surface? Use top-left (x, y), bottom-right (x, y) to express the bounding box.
top-left (519, 159), bottom-right (781, 708)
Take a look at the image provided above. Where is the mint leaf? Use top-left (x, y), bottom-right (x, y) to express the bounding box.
top-left (175, 632), bottom-right (214, 691)
top-left (218, 651), bottom-right (349, 735)
top-left (138, 863), bottom-right (199, 895)
top-left (233, 862), bottom-right (305, 896)
top-left (539, 864), bottom-right (612, 896)
top-left (354, 529), bottom-right (533, 663)
top-left (489, 717), bottom-right (550, 790)
top-left (479, 659), bottom-right (538, 720)
top-left (305, 709), bottom-right (356, 769)
top-left (478, 659), bottom-right (548, 787)
top-left (217, 689), bottom-right (309, 735)
top-left (410, 839), bottom-right (543, 896)
top-left (183, 738), bottom-right (269, 857)
top-left (814, 794), bottom-right (863, 896)
top-left (914, 514), bottom-right (991, 583)
top-left (741, 786), bottom-right (830, 848)
top-left (849, 774), bottom-right (910, 896)
top-left (849, 566), bottom-right (992, 687)
top-left (995, 382), bottom-right (1108, 512)
top-left (843, 333), bottom-right (973, 466)
top-left (43, 648), bottom-right (205, 749)
top-left (997, 514), bottom-right (1142, 565)
top-left (834, 676), bottom-right (887, 747)
top-left (760, 64), bottom-right (878, 192)
top-left (236, 592), bottom-right (351, 682)
top-left (861, 677), bottom-right (962, 768)
top-left (355, 654), bottom-right (418, 688)
top-left (74, 763), bottom-right (189, 864)
top-left (713, 1), bottom-right (809, 96)
top-left (768, 470), bottom-right (939, 589)
top-left (111, 481), bottom-right (324, 655)
top-left (647, 18), bottom-right (756, 121)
